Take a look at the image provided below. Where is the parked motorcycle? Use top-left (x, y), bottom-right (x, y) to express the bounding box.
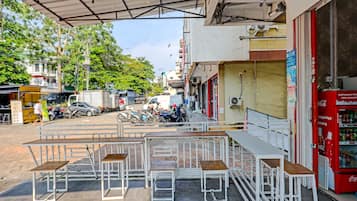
top-left (159, 104), bottom-right (186, 123)
top-left (48, 105), bottom-right (64, 121)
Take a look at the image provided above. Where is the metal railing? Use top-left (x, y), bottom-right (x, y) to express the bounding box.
top-left (246, 108), bottom-right (292, 160)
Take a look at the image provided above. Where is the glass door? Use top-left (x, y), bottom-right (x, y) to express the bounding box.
top-left (338, 109), bottom-right (357, 168)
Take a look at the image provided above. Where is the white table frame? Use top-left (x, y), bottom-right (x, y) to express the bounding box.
top-left (227, 130), bottom-right (285, 201)
top-left (144, 132), bottom-right (229, 188)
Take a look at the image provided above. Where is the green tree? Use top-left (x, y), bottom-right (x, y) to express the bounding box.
top-left (0, 1), bottom-right (157, 93)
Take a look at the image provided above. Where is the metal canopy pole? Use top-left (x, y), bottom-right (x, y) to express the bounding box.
top-left (330, 0), bottom-right (338, 88)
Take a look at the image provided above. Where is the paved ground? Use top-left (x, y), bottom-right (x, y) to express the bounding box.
top-left (0, 178), bottom-right (335, 201)
top-left (0, 110), bottom-right (122, 193)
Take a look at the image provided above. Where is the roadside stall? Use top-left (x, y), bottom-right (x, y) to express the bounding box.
top-left (0, 85), bottom-right (41, 124)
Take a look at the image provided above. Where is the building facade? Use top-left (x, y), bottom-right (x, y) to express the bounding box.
top-left (184, 18), bottom-right (287, 122)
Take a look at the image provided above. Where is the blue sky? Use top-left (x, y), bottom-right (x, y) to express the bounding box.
top-left (112, 19), bottom-right (183, 75)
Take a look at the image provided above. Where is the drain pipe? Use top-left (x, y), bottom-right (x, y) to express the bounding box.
top-left (239, 36), bottom-right (287, 40)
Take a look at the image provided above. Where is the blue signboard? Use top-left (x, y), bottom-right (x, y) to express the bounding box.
top-left (287, 50), bottom-right (297, 87)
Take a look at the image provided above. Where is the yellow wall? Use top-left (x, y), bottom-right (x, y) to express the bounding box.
top-left (221, 61), bottom-right (286, 122)
top-left (250, 24), bottom-right (287, 51)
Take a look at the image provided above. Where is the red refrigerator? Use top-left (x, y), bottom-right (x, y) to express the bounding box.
top-left (318, 90), bottom-right (357, 194)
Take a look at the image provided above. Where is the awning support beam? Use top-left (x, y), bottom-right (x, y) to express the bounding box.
top-left (78, 0), bottom-right (104, 23)
top-left (121, 0), bottom-right (134, 19)
top-left (33, 0), bottom-right (73, 27)
top-left (66, 16), bottom-right (206, 21)
top-left (62, 0), bottom-right (202, 21)
top-left (159, 5), bottom-right (205, 17)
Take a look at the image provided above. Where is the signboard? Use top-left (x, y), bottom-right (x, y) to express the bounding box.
top-left (10, 100), bottom-right (23, 124)
top-left (287, 50), bottom-right (297, 104)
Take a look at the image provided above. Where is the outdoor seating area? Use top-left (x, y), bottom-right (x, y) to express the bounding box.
top-left (3, 118), bottom-right (332, 201)
top-left (0, 108), bottom-right (330, 201)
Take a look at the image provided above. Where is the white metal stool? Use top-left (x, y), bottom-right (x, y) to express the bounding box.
top-left (150, 160), bottom-right (176, 201)
top-left (101, 153), bottom-right (128, 200)
top-left (261, 159), bottom-right (318, 201)
top-left (200, 160), bottom-right (229, 201)
top-left (31, 161), bottom-right (69, 201)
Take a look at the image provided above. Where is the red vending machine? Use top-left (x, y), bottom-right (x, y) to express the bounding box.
top-left (318, 90), bottom-right (357, 193)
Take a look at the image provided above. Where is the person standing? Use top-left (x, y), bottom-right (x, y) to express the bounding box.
top-left (34, 100), bottom-right (42, 123)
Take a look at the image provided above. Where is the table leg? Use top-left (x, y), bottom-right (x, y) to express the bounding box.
top-left (144, 138), bottom-right (148, 188)
top-left (256, 158), bottom-right (260, 201)
top-left (86, 145), bottom-right (97, 179)
top-left (280, 157), bottom-right (284, 201)
top-left (225, 137), bottom-right (229, 167)
top-left (27, 146), bottom-right (39, 166)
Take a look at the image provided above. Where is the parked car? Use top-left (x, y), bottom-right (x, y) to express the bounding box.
top-left (68, 102), bottom-right (100, 116)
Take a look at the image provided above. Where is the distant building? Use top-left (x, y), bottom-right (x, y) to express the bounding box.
top-left (25, 59), bottom-right (58, 89)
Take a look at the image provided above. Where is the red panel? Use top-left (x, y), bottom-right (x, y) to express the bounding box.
top-left (311, 10), bottom-right (319, 184)
top-left (334, 173), bottom-right (357, 193)
top-left (249, 50), bottom-right (286, 61)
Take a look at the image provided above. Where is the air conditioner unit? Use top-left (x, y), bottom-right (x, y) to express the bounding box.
top-left (229, 96), bottom-right (242, 106)
top-left (192, 77), bottom-right (201, 85)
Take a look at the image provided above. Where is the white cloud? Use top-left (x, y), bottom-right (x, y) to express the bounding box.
top-left (124, 40), bottom-right (180, 75)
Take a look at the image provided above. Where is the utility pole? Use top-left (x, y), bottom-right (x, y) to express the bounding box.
top-left (0, 0), bottom-right (3, 41)
top-left (57, 24), bottom-right (62, 92)
top-left (84, 42), bottom-right (90, 91)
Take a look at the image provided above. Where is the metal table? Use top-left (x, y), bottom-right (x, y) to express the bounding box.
top-left (144, 131), bottom-right (229, 188)
top-left (227, 130), bottom-right (285, 201)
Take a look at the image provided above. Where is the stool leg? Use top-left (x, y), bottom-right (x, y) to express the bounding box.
top-left (201, 169), bottom-right (203, 192)
top-left (312, 176), bottom-right (318, 201)
top-left (172, 171), bottom-right (175, 201)
top-left (65, 165), bottom-right (68, 192)
top-left (219, 174), bottom-right (222, 192)
top-left (225, 171), bottom-right (228, 201)
top-left (101, 163), bottom-right (104, 200)
top-left (204, 172), bottom-right (207, 201)
top-left (296, 177), bottom-right (301, 201)
top-left (270, 168), bottom-right (274, 200)
top-left (32, 172), bottom-right (36, 201)
top-left (126, 159), bottom-right (129, 190)
top-left (289, 176), bottom-right (293, 201)
top-left (150, 172), bottom-right (154, 201)
top-left (121, 162), bottom-right (124, 197)
top-left (53, 170), bottom-right (56, 201)
top-left (107, 163), bottom-right (111, 189)
top-left (275, 169), bottom-right (279, 201)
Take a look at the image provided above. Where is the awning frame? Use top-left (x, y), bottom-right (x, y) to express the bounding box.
top-left (29, 0), bottom-right (207, 27)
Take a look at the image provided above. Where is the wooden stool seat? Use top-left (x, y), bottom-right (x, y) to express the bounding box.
top-left (200, 160), bottom-right (228, 171)
top-left (31, 161), bottom-right (69, 172)
top-left (262, 159), bottom-right (314, 175)
top-left (102, 153), bottom-right (127, 162)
